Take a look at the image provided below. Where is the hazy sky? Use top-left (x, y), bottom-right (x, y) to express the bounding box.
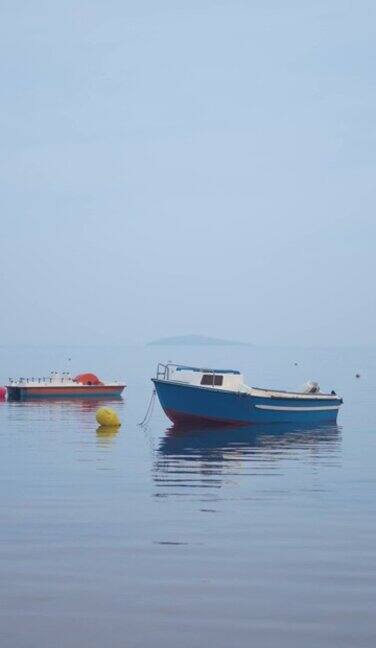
top-left (1, 1), bottom-right (375, 346)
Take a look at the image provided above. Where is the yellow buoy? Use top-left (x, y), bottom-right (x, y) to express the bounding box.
top-left (95, 407), bottom-right (121, 427)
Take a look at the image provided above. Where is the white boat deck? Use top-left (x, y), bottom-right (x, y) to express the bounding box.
top-left (7, 372), bottom-right (121, 388)
top-left (244, 385), bottom-right (338, 400)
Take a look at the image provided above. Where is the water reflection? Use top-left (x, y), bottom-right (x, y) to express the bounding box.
top-left (96, 425), bottom-right (120, 446)
top-left (6, 398), bottom-right (124, 429)
top-left (7, 397), bottom-right (122, 412)
top-left (154, 423), bottom-right (341, 496)
top-left (5, 399), bottom-right (125, 451)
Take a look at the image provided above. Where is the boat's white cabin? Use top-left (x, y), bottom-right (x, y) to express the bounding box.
top-left (167, 365), bottom-right (245, 391)
top-left (159, 364), bottom-right (338, 400)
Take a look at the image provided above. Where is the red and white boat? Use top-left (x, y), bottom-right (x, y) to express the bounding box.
top-left (6, 371), bottom-right (125, 401)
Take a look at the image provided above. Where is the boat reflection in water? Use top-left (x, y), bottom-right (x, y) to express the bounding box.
top-left (153, 422), bottom-right (341, 496)
top-left (6, 397), bottom-right (122, 416)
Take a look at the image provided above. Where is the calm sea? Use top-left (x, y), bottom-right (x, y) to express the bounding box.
top-left (0, 344), bottom-right (375, 648)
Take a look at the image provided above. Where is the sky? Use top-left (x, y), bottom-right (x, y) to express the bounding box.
top-left (1, 0), bottom-right (375, 346)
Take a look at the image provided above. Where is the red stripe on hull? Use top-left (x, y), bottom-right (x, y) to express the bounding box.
top-left (27, 386), bottom-right (123, 395)
top-left (164, 408), bottom-right (250, 427)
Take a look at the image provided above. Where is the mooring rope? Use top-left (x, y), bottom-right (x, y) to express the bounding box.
top-left (138, 388), bottom-right (156, 427)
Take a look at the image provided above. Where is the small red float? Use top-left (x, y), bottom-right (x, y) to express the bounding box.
top-left (0, 387), bottom-right (7, 401)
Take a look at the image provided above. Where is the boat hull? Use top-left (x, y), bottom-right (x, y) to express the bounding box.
top-left (6, 385), bottom-right (125, 401)
top-left (152, 379), bottom-right (342, 426)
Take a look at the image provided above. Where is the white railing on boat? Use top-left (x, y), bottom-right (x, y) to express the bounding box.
top-left (155, 363), bottom-right (231, 386)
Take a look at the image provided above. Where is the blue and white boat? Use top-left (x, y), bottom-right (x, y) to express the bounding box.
top-left (152, 364), bottom-right (343, 426)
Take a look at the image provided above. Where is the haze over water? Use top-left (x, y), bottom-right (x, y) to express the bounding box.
top-left (0, 344), bottom-right (375, 648)
top-left (1, 1), bottom-right (376, 645)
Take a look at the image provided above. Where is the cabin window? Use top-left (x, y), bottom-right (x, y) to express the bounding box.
top-left (201, 374), bottom-right (223, 386)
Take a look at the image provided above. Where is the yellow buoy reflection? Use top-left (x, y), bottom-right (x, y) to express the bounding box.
top-left (97, 425), bottom-right (120, 439)
top-left (96, 424), bottom-right (120, 443)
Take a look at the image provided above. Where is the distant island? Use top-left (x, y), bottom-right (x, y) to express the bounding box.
top-left (147, 334), bottom-right (251, 347)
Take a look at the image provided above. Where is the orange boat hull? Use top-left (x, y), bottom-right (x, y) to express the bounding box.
top-left (7, 385), bottom-right (125, 400)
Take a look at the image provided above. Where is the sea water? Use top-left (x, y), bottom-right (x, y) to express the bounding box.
top-left (0, 344), bottom-right (375, 648)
